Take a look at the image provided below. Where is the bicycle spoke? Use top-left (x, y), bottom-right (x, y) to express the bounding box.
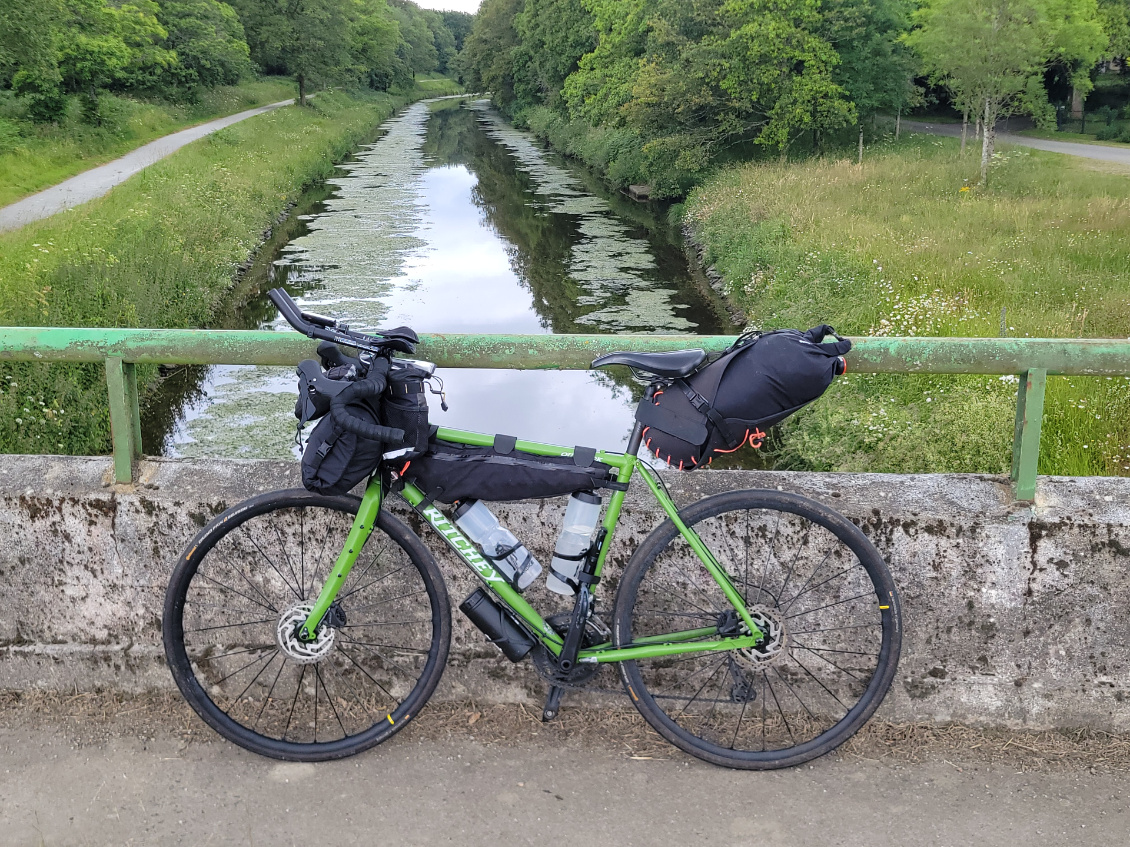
top-left (316, 664), bottom-right (346, 740)
top-left (785, 591), bottom-right (875, 620)
top-left (282, 665), bottom-right (306, 742)
top-left (791, 653), bottom-right (850, 713)
top-left (254, 659), bottom-right (287, 730)
top-left (168, 495), bottom-right (448, 757)
top-left (185, 618), bottom-right (276, 634)
top-left (240, 527), bottom-right (302, 602)
top-left (338, 543), bottom-right (396, 600)
top-left (783, 563), bottom-right (862, 611)
top-left (793, 642), bottom-right (868, 682)
top-left (753, 510), bottom-right (781, 605)
top-left (673, 659), bottom-right (727, 722)
top-left (345, 588), bottom-right (428, 614)
top-left (337, 633), bottom-right (424, 683)
top-left (764, 670), bottom-right (796, 746)
top-left (340, 560), bottom-right (407, 602)
top-left (194, 645), bottom-right (276, 663)
top-left (271, 522), bottom-right (304, 603)
top-left (213, 649), bottom-right (276, 688)
top-left (196, 571), bottom-right (277, 615)
top-left (780, 541), bottom-right (840, 614)
top-left (338, 646), bottom-right (398, 704)
top-left (225, 650), bottom-right (280, 712)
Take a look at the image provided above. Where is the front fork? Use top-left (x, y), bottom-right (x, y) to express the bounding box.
top-left (298, 481), bottom-right (382, 642)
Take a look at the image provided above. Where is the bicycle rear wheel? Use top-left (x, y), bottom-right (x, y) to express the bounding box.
top-left (163, 489), bottom-right (450, 761)
top-left (613, 489), bottom-right (900, 769)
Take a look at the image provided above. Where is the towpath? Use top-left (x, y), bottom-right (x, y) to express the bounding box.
top-left (901, 118), bottom-right (1130, 166)
top-left (1, 695), bottom-right (1127, 846)
top-left (0, 99), bottom-right (295, 234)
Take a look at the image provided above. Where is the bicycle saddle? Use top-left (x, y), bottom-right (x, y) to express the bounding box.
top-left (591, 349), bottom-right (707, 378)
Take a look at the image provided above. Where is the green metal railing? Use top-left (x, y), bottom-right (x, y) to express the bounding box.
top-left (3, 327), bottom-right (1130, 499)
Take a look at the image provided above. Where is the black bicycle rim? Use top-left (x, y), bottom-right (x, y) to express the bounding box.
top-left (614, 489), bottom-right (901, 769)
top-left (163, 489), bottom-right (450, 761)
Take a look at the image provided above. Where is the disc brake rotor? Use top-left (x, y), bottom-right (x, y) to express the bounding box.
top-left (276, 603), bottom-right (335, 664)
top-left (736, 606), bottom-right (787, 668)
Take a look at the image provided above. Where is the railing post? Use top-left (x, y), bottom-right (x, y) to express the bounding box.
top-left (1011, 368), bottom-right (1046, 502)
top-left (105, 357), bottom-right (141, 483)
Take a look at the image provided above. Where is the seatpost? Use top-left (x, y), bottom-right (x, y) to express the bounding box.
top-left (624, 384), bottom-right (656, 456)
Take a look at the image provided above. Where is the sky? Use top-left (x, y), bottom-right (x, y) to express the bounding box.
top-left (415, 0), bottom-right (481, 12)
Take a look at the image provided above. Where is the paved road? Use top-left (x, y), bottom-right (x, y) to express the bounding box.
top-left (0, 717), bottom-right (1126, 846)
top-left (0, 99), bottom-right (295, 233)
top-left (901, 119), bottom-right (1130, 166)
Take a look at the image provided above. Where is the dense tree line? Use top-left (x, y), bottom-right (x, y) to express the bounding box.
top-left (458, 0), bottom-right (1129, 193)
top-left (0, 0), bottom-right (471, 121)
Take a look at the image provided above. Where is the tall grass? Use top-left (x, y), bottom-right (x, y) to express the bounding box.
top-left (0, 78), bottom-right (299, 208)
top-left (687, 134), bottom-right (1130, 477)
top-left (0, 84), bottom-right (456, 456)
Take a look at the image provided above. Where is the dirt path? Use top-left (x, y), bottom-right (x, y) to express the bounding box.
top-left (0, 99), bottom-right (295, 234)
top-left (1, 693), bottom-right (1129, 846)
top-left (901, 119), bottom-right (1130, 166)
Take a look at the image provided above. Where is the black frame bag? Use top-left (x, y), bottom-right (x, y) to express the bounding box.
top-left (402, 435), bottom-right (618, 504)
top-left (636, 325), bottom-right (850, 469)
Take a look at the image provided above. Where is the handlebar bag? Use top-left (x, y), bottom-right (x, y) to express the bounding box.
top-left (301, 395), bottom-right (386, 496)
top-left (635, 326), bottom-right (850, 470)
top-left (382, 365), bottom-right (431, 457)
top-left (401, 435), bottom-right (618, 504)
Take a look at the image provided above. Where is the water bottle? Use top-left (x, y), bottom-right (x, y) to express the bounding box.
top-left (453, 500), bottom-right (542, 591)
top-left (546, 491), bottom-right (602, 595)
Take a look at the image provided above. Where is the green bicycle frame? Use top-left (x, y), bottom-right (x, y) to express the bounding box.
top-left (301, 426), bottom-right (764, 659)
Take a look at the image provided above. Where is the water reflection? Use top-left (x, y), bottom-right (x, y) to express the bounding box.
top-left (153, 98), bottom-right (735, 458)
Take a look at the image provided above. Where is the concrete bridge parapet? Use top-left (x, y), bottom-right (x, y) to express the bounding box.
top-left (1, 455), bottom-right (1128, 730)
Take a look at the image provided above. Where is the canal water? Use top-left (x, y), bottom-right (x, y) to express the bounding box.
top-left (143, 98), bottom-right (737, 459)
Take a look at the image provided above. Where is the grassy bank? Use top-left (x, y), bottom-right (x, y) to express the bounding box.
top-left (0, 78), bottom-right (301, 209)
top-left (0, 82), bottom-right (460, 455)
top-left (687, 135), bottom-right (1130, 477)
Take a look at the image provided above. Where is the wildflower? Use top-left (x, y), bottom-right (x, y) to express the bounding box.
top-left (960, 186), bottom-right (971, 193)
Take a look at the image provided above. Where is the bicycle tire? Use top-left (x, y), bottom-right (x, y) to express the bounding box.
top-left (613, 488), bottom-right (901, 769)
top-left (163, 489), bottom-right (451, 761)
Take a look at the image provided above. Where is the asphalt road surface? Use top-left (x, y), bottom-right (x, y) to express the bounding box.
top-left (901, 119), bottom-right (1130, 166)
top-left (0, 699), bottom-right (1126, 847)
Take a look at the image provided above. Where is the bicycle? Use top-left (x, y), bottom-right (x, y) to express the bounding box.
top-left (162, 290), bottom-right (902, 770)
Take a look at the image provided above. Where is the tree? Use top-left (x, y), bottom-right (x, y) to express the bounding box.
top-left (350, 0), bottom-right (403, 90)
top-left (821, 0), bottom-right (916, 160)
top-left (388, 0), bottom-right (438, 76)
top-left (513, 0), bottom-right (596, 110)
top-left (157, 0), bottom-right (253, 90)
top-left (459, 0), bottom-right (523, 105)
top-left (229, 0), bottom-right (353, 104)
top-left (1, 0), bottom-right (66, 120)
top-left (908, 0), bottom-right (1106, 183)
top-left (1098, 0), bottom-right (1130, 59)
top-left (55, 0), bottom-right (175, 122)
top-left (561, 0), bottom-right (855, 190)
top-left (440, 10), bottom-right (474, 53)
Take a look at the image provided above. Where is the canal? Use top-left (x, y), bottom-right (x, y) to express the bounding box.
top-left (142, 97), bottom-right (737, 458)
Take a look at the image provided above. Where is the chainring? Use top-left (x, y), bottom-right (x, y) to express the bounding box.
top-left (530, 614), bottom-right (605, 689)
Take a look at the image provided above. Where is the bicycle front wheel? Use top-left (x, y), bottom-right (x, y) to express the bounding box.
top-left (163, 489), bottom-right (451, 761)
top-left (613, 489), bottom-right (901, 769)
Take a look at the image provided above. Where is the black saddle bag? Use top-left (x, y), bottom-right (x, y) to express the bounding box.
top-left (636, 325), bottom-right (850, 469)
top-left (402, 435), bottom-right (618, 504)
